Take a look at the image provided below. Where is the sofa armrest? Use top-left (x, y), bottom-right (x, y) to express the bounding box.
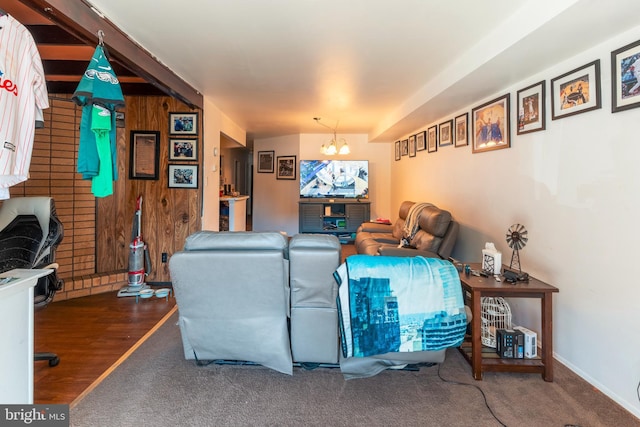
top-left (378, 246), bottom-right (440, 258)
top-left (357, 222), bottom-right (393, 233)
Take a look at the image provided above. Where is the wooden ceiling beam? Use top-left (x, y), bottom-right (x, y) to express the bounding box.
top-left (18, 0), bottom-right (203, 110)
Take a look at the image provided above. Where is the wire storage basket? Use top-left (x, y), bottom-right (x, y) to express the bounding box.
top-left (480, 297), bottom-right (512, 348)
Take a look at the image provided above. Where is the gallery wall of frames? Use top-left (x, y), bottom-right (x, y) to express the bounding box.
top-left (394, 38), bottom-right (640, 161)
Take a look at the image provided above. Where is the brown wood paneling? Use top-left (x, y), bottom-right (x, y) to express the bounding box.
top-left (2, 94), bottom-right (202, 296)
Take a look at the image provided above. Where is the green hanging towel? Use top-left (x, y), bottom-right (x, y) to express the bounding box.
top-left (72, 45), bottom-right (124, 197)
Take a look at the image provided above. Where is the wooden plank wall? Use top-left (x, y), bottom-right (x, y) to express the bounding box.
top-left (3, 94), bottom-right (202, 297)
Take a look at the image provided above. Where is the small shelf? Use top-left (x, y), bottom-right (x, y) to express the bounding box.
top-left (299, 199), bottom-right (370, 242)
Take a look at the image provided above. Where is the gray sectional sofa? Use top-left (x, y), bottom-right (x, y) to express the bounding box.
top-left (168, 230), bottom-right (465, 378)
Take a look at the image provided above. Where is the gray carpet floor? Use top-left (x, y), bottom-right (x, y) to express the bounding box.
top-left (70, 312), bottom-right (639, 427)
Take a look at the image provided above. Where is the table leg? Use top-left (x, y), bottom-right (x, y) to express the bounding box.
top-left (541, 292), bottom-right (554, 381)
top-left (471, 290), bottom-right (483, 380)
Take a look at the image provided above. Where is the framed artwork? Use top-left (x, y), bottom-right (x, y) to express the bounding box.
top-left (169, 112), bottom-right (198, 135)
top-left (416, 131), bottom-right (426, 151)
top-left (395, 140), bottom-right (401, 160)
top-left (169, 138), bottom-right (197, 161)
top-left (276, 155), bottom-right (296, 180)
top-left (129, 131), bottom-right (159, 180)
top-left (257, 150), bottom-right (274, 173)
top-left (401, 139), bottom-right (409, 156)
top-left (427, 125), bottom-right (437, 153)
top-left (408, 135), bottom-right (416, 157)
top-left (517, 80), bottom-right (546, 134)
top-left (454, 113), bottom-right (468, 147)
top-left (439, 120), bottom-right (453, 147)
top-left (551, 60), bottom-right (601, 120)
top-left (168, 164), bottom-right (198, 189)
top-left (472, 93), bottom-right (510, 154)
top-left (611, 39), bottom-right (640, 113)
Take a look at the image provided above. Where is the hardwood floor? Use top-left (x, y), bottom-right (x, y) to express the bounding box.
top-left (32, 242), bottom-right (355, 406)
top-left (34, 289), bottom-right (176, 405)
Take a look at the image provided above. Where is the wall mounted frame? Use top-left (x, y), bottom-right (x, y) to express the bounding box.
top-left (611, 39), bottom-right (640, 113)
top-left (168, 164), bottom-right (198, 189)
top-left (472, 93), bottom-right (510, 153)
top-left (551, 60), bottom-right (601, 120)
top-left (517, 80), bottom-right (546, 134)
top-left (129, 130), bottom-right (159, 180)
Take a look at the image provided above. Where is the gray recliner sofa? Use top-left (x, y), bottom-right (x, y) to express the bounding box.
top-left (169, 230), bottom-right (466, 378)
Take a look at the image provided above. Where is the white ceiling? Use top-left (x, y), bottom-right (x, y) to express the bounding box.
top-left (86, 0), bottom-right (640, 142)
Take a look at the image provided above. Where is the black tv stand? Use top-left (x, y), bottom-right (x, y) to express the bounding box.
top-left (298, 199), bottom-right (370, 243)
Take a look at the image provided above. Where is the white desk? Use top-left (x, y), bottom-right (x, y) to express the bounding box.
top-left (0, 269), bottom-right (53, 404)
top-left (220, 195), bottom-right (250, 231)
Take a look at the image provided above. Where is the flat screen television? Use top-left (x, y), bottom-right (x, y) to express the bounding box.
top-left (299, 160), bottom-right (369, 199)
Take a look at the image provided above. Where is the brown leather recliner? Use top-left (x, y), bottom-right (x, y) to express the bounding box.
top-left (355, 201), bottom-right (458, 260)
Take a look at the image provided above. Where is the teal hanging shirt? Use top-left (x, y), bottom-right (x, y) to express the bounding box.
top-left (72, 45), bottom-right (124, 197)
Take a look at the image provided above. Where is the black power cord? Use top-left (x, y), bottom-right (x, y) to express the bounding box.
top-left (437, 363), bottom-right (508, 427)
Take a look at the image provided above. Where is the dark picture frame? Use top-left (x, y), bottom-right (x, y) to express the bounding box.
top-left (551, 60), bottom-right (601, 120)
top-left (439, 120), bottom-right (453, 147)
top-left (427, 125), bottom-right (437, 153)
top-left (257, 150), bottom-right (274, 173)
top-left (611, 39), bottom-right (640, 113)
top-left (169, 138), bottom-right (197, 161)
top-left (517, 80), bottom-right (546, 134)
top-left (168, 164), bottom-right (198, 189)
top-left (416, 131), bottom-right (426, 151)
top-left (472, 93), bottom-right (510, 154)
top-left (408, 135), bottom-right (416, 157)
top-left (169, 112), bottom-right (198, 135)
top-left (129, 130), bottom-right (159, 180)
top-left (276, 155), bottom-right (296, 180)
top-left (394, 140), bottom-right (401, 161)
top-left (401, 139), bottom-right (409, 156)
top-left (454, 113), bottom-right (468, 147)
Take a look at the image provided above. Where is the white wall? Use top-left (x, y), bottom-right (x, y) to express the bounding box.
top-left (252, 134), bottom-right (301, 234)
top-left (391, 25), bottom-right (640, 418)
top-left (253, 133), bottom-right (392, 236)
top-left (202, 98), bottom-right (246, 230)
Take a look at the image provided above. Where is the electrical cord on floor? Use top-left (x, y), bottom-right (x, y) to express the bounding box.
top-left (437, 363), bottom-right (508, 427)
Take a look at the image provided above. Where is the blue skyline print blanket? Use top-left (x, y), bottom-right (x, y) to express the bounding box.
top-left (335, 255), bottom-right (467, 358)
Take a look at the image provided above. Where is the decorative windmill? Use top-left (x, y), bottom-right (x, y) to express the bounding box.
top-left (506, 224), bottom-right (528, 272)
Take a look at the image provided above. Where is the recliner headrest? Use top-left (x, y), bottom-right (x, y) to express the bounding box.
top-left (417, 206), bottom-right (452, 237)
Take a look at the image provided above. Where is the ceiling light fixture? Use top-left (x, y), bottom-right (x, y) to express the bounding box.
top-left (314, 117), bottom-right (350, 155)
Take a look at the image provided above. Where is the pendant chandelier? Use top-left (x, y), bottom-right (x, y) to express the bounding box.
top-left (314, 117), bottom-right (350, 155)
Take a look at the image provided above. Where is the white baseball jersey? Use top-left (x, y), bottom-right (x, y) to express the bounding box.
top-left (0, 14), bottom-right (49, 199)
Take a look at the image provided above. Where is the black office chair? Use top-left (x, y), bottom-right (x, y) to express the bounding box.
top-left (0, 197), bottom-right (64, 367)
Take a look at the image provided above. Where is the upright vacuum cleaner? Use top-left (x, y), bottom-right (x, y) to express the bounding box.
top-left (118, 196), bottom-right (152, 297)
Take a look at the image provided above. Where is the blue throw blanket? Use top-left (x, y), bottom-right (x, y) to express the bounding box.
top-left (335, 255), bottom-right (467, 358)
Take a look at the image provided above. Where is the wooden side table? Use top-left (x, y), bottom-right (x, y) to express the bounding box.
top-left (458, 264), bottom-right (559, 381)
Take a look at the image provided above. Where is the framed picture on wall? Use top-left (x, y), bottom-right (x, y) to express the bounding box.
top-left (454, 113), bottom-right (468, 147)
top-left (517, 80), bottom-right (546, 134)
top-left (169, 112), bottom-right (198, 135)
top-left (129, 130), bottom-right (159, 180)
top-left (394, 140), bottom-right (401, 160)
top-left (427, 125), bottom-right (437, 153)
top-left (611, 39), bottom-right (640, 113)
top-left (416, 131), bottom-right (426, 151)
top-left (401, 139), bottom-right (409, 156)
top-left (439, 120), bottom-right (453, 147)
top-left (408, 135), bottom-right (416, 157)
top-left (257, 150), bottom-right (274, 173)
top-left (169, 138), bottom-right (197, 161)
top-left (276, 155), bottom-right (296, 180)
top-left (168, 164), bottom-right (198, 189)
top-left (471, 93), bottom-right (510, 153)
top-left (550, 59), bottom-right (601, 120)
